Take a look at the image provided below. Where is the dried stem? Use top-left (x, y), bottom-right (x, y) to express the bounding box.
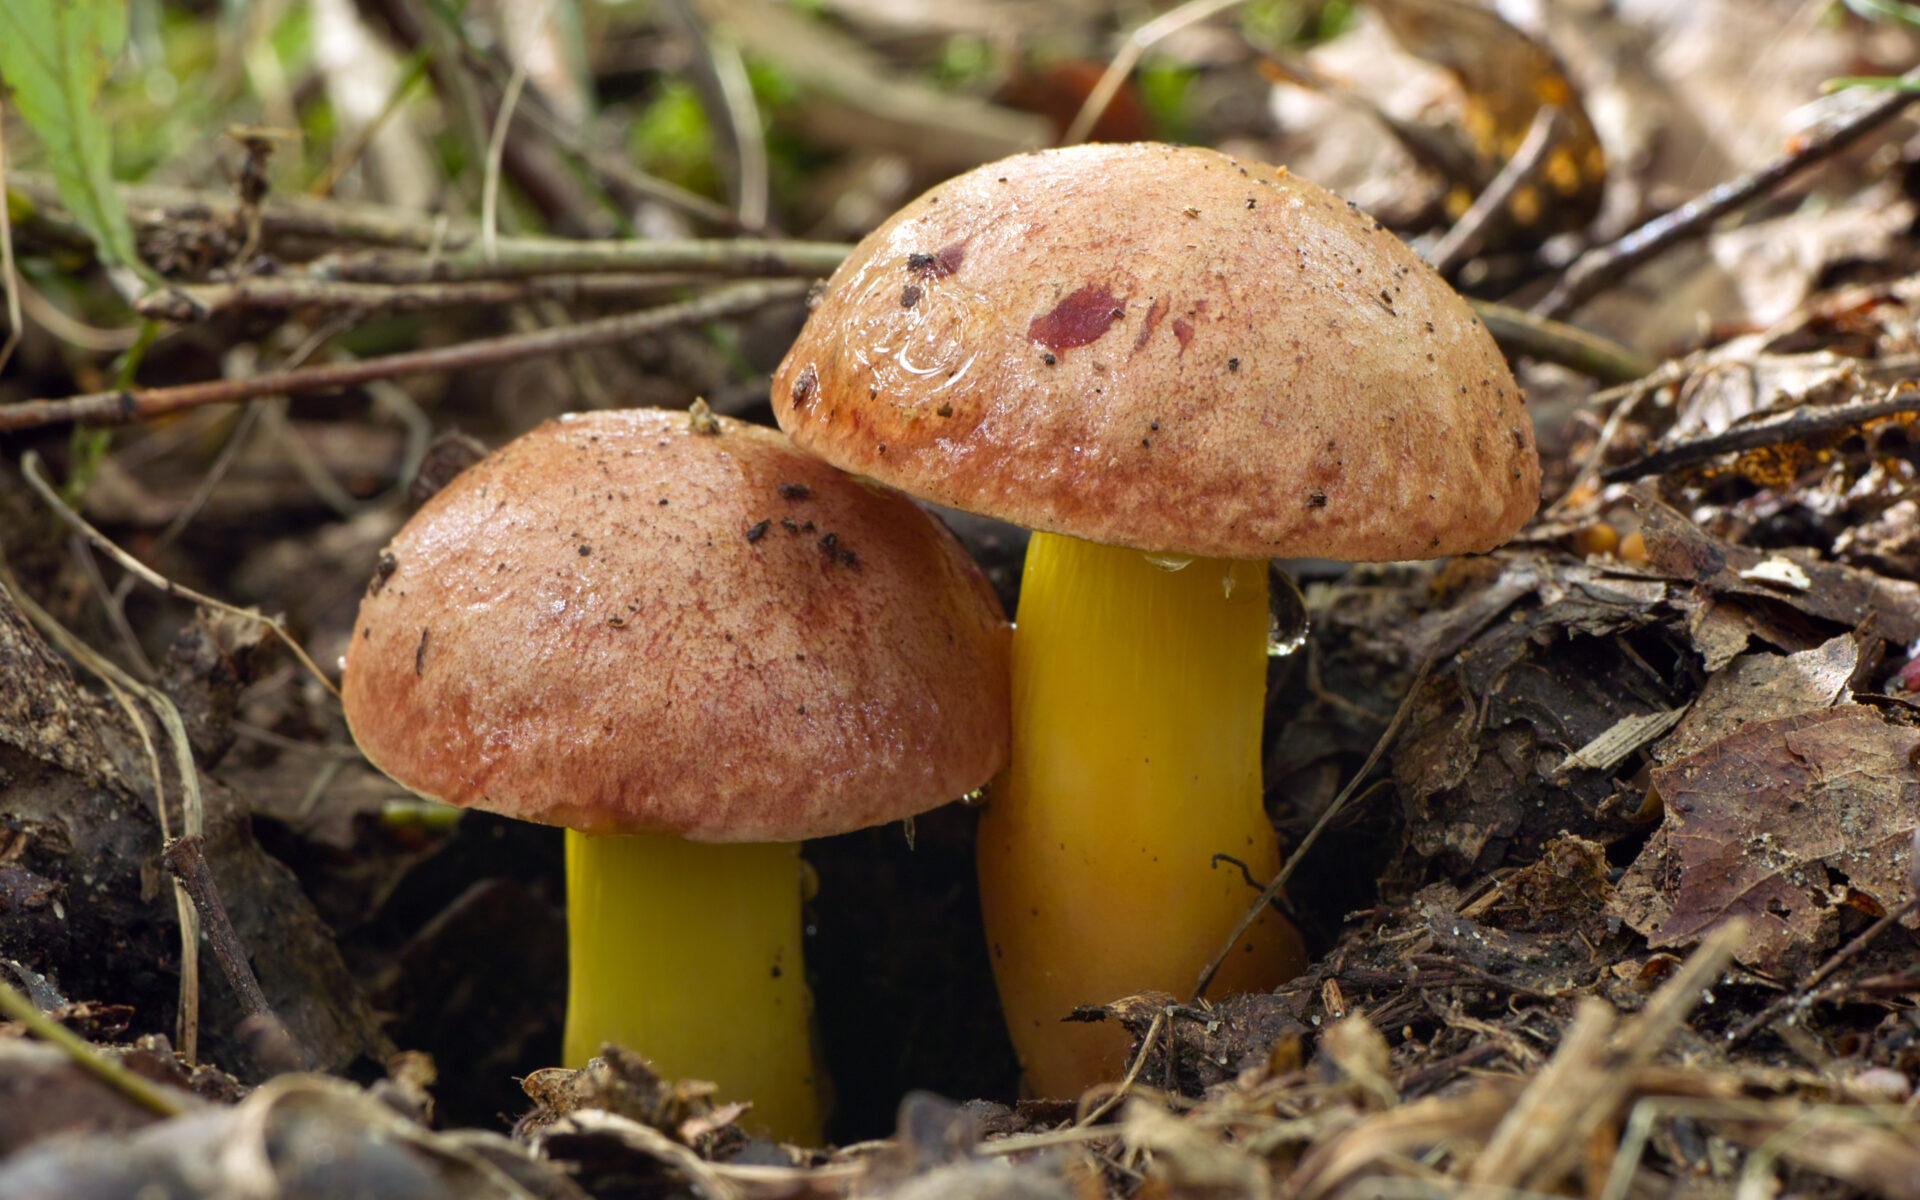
top-left (1428, 105), bottom-right (1562, 275)
top-left (315, 237), bottom-right (845, 284)
top-left (1193, 654), bottom-right (1437, 1001)
top-left (1599, 384), bottom-right (1920, 483)
top-left (1074, 1008), bottom-right (1169, 1129)
top-left (1063, 0), bottom-right (1246, 146)
top-left (9, 173), bottom-right (464, 254)
top-left (0, 565), bottom-right (206, 1061)
top-left (0, 280), bottom-right (808, 432)
top-left (1728, 889), bottom-right (1920, 1046)
top-left (1535, 68), bottom-right (1920, 319)
top-left (135, 272), bottom-right (712, 321)
top-left (163, 834), bottom-right (307, 1069)
top-left (1469, 299), bottom-right (1654, 385)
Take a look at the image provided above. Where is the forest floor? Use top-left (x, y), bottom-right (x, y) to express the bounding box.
top-left (4, 2), bottom-right (1920, 1197)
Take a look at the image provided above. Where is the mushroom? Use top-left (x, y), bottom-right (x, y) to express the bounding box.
top-left (341, 408), bottom-right (1011, 1141)
top-left (771, 143), bottom-right (1540, 1096)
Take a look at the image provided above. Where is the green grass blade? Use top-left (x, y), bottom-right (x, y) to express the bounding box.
top-left (0, 0), bottom-right (146, 278)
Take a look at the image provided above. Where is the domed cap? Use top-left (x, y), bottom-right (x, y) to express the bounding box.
top-left (773, 143), bottom-right (1539, 562)
top-left (342, 409), bottom-right (1011, 842)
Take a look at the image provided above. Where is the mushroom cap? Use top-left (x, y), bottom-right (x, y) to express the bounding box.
top-left (772, 143), bottom-right (1539, 561)
top-left (342, 409), bottom-right (1011, 842)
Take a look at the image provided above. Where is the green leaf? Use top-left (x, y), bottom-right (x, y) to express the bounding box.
top-left (0, 0), bottom-right (145, 277)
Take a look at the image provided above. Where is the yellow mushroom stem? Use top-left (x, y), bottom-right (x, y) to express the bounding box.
top-left (978, 532), bottom-right (1307, 1097)
top-left (564, 831), bottom-right (819, 1143)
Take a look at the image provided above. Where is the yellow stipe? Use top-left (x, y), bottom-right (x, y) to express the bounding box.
top-left (565, 831), bottom-right (820, 1143)
top-left (978, 533), bottom-right (1305, 1098)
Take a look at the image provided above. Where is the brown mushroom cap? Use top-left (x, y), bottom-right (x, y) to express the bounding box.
top-left (342, 409), bottom-right (1011, 842)
top-left (772, 143), bottom-right (1539, 561)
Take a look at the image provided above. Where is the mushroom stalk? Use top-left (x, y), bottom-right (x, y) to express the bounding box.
top-left (565, 831), bottom-right (819, 1142)
top-left (977, 532), bottom-right (1304, 1097)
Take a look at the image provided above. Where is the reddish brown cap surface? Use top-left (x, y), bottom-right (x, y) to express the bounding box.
top-left (773, 143), bottom-right (1539, 561)
top-left (342, 409), bottom-right (1011, 842)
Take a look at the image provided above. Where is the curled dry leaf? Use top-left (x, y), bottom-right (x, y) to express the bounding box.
top-left (1611, 705), bottom-right (1920, 974)
top-left (1078, 992), bottom-right (1309, 1097)
top-left (1653, 634), bottom-right (1862, 765)
top-left (1634, 495), bottom-right (1920, 645)
top-left (518, 1044), bottom-right (735, 1143)
top-left (1370, 0), bottom-right (1607, 239)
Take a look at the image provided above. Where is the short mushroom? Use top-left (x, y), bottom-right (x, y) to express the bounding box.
top-left (342, 408), bottom-right (1011, 1141)
top-left (772, 143), bottom-right (1539, 1096)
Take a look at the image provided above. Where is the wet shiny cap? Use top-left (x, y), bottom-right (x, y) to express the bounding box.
top-left (342, 409), bottom-right (1011, 842)
top-left (773, 143), bottom-right (1540, 561)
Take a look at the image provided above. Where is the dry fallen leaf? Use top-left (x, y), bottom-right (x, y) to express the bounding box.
top-left (1370, 0), bottom-right (1606, 238)
top-left (1612, 705), bottom-right (1920, 973)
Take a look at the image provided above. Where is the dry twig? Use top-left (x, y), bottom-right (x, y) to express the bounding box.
top-left (136, 272), bottom-right (710, 321)
top-left (1728, 830), bottom-right (1920, 1045)
top-left (1428, 105), bottom-right (1562, 275)
top-left (1193, 655), bottom-right (1437, 1001)
top-left (0, 279), bottom-right (808, 432)
top-left (1063, 0), bottom-right (1245, 147)
top-left (1535, 67), bottom-right (1920, 319)
top-left (1598, 383), bottom-right (1920, 483)
top-left (163, 834), bottom-right (307, 1069)
top-left (1075, 1009), bottom-right (1170, 1129)
top-left (1464, 920), bottom-right (1745, 1192)
top-left (313, 237), bottom-right (844, 284)
top-left (1468, 299), bottom-right (1654, 385)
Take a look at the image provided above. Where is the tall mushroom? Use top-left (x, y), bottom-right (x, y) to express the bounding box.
top-left (342, 408), bottom-right (1011, 1141)
top-left (772, 143), bottom-right (1539, 1096)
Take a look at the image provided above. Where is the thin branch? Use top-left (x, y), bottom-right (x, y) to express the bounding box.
top-left (1468, 299), bottom-right (1654, 385)
top-left (134, 272), bottom-right (709, 321)
top-left (1193, 654), bottom-right (1437, 1001)
top-left (163, 834), bottom-right (307, 1069)
top-left (1598, 385), bottom-right (1920, 483)
top-left (8, 173), bottom-right (467, 254)
top-left (17, 276), bottom-right (145, 350)
top-left (1727, 831), bottom-right (1920, 1045)
top-left (1428, 105), bottom-right (1561, 276)
top-left (315, 237), bottom-right (846, 284)
top-left (1543, 376), bottom-right (1659, 518)
top-left (1535, 67), bottom-right (1920, 318)
top-left (0, 279), bottom-right (808, 432)
top-left (1724, 897), bottom-right (1919, 1047)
